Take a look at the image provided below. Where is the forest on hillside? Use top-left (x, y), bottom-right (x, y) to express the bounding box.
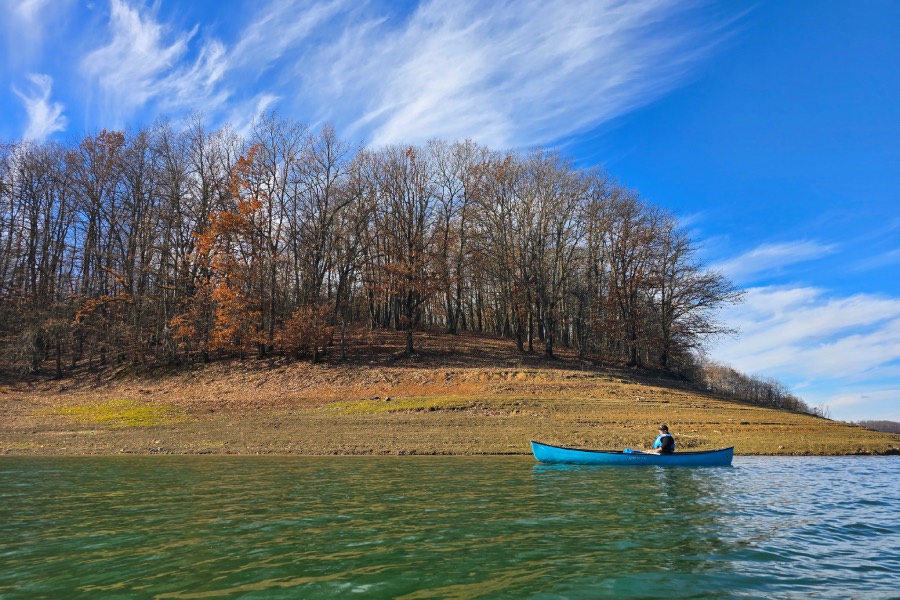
top-left (1, 113), bottom-right (744, 380)
top-left (855, 421), bottom-right (900, 435)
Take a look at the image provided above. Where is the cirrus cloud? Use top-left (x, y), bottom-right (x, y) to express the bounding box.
top-left (711, 240), bottom-right (837, 284)
top-left (69, 0), bottom-right (729, 145)
top-left (708, 284), bottom-right (900, 421)
top-left (11, 73), bottom-right (67, 141)
top-left (303, 0), bottom-right (728, 148)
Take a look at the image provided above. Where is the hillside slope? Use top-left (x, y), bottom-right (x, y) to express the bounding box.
top-left (2, 332), bottom-right (897, 455)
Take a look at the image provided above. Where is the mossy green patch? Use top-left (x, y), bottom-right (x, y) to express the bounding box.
top-left (55, 399), bottom-right (186, 428)
top-left (1, 441), bottom-right (41, 450)
top-left (325, 395), bottom-right (485, 415)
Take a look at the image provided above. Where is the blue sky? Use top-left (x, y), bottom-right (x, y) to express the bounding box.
top-left (2, 0), bottom-right (898, 421)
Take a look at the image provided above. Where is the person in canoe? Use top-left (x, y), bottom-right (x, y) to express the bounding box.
top-left (651, 424), bottom-right (676, 454)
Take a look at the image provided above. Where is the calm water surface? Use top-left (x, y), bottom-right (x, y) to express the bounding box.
top-left (1, 456), bottom-right (898, 599)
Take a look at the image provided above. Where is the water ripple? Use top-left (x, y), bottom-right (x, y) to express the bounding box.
top-left (0, 456), bottom-right (897, 598)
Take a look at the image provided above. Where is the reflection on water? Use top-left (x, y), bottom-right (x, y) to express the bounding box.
top-left (1, 456), bottom-right (898, 598)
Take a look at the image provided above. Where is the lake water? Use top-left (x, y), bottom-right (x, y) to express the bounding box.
top-left (1, 456), bottom-right (898, 599)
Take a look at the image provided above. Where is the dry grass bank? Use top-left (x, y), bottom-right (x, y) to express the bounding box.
top-left (2, 331), bottom-right (897, 456)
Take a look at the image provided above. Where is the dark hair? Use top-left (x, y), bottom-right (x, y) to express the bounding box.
top-left (659, 424), bottom-right (669, 432)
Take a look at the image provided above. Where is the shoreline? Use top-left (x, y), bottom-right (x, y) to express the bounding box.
top-left (4, 450), bottom-right (898, 457)
top-left (3, 355), bottom-right (898, 457)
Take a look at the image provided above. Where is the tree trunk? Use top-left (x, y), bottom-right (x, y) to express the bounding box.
top-left (55, 341), bottom-right (63, 379)
top-left (627, 327), bottom-right (638, 367)
top-left (544, 308), bottom-right (555, 359)
top-left (405, 327), bottom-right (415, 355)
top-left (527, 310), bottom-right (534, 353)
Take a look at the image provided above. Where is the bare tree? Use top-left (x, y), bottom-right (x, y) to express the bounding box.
top-left (0, 115), bottom-right (748, 381)
top-left (646, 214), bottom-right (743, 372)
top-left (372, 145), bottom-right (438, 355)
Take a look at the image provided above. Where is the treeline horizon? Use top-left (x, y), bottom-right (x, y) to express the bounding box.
top-left (853, 420), bottom-right (900, 435)
top-left (699, 360), bottom-right (829, 418)
top-left (1, 112), bottom-right (747, 383)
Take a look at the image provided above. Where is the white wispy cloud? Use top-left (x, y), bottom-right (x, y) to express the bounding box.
top-left (67, 0), bottom-right (735, 146)
top-left (2, 0), bottom-right (67, 65)
top-left (226, 94), bottom-right (283, 139)
top-left (857, 247), bottom-right (900, 271)
top-left (12, 73), bottom-right (67, 141)
top-left (12, 0), bottom-right (52, 21)
top-left (713, 286), bottom-right (900, 376)
top-left (163, 39), bottom-right (230, 110)
top-left (80, 0), bottom-right (235, 124)
top-left (825, 389), bottom-right (900, 421)
top-left (73, 0), bottom-right (728, 145)
top-left (229, 0), bottom-right (348, 73)
top-left (81, 0), bottom-right (195, 120)
top-left (712, 240), bottom-right (837, 283)
top-left (302, 0), bottom-right (725, 147)
top-left (708, 285), bottom-right (900, 420)
top-left (676, 212), bottom-right (708, 229)
top-left (78, 0), bottom-right (353, 128)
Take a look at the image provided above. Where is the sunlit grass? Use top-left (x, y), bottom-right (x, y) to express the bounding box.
top-left (325, 395), bottom-right (486, 415)
top-left (54, 399), bottom-right (186, 428)
top-left (6, 362), bottom-right (896, 455)
top-left (1, 441), bottom-right (42, 450)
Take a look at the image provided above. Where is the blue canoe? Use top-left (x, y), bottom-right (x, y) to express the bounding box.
top-left (531, 440), bottom-right (734, 466)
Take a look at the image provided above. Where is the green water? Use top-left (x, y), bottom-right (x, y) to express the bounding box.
top-left (1, 456), bottom-right (898, 598)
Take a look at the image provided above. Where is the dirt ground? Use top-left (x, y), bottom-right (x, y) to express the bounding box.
top-left (2, 331), bottom-right (898, 456)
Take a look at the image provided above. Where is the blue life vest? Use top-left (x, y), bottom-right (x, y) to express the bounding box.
top-left (653, 433), bottom-right (675, 453)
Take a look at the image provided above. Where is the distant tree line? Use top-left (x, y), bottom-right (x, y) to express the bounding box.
top-left (0, 113), bottom-right (743, 377)
top-left (699, 360), bottom-right (828, 417)
top-left (854, 421), bottom-right (900, 434)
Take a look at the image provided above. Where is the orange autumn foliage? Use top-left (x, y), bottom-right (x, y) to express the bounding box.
top-left (274, 304), bottom-right (333, 360)
top-left (170, 145), bottom-right (266, 359)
